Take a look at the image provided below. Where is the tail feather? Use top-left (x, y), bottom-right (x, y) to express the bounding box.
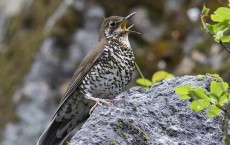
top-left (37, 93), bottom-right (92, 145)
top-left (37, 118), bottom-right (71, 145)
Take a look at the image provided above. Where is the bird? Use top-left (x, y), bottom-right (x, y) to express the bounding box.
top-left (37, 12), bottom-right (139, 145)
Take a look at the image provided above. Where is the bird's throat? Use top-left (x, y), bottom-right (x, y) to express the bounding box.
top-left (119, 34), bottom-right (131, 48)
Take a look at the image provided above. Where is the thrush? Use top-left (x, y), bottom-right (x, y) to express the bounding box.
top-left (37, 12), bottom-right (139, 145)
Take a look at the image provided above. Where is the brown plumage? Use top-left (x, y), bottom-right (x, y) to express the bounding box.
top-left (37, 12), bottom-right (138, 145)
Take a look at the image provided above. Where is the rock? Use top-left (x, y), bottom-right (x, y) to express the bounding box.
top-left (71, 75), bottom-right (224, 145)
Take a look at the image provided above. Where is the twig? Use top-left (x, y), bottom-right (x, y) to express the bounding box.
top-left (135, 62), bottom-right (150, 89)
top-left (219, 40), bottom-right (230, 53)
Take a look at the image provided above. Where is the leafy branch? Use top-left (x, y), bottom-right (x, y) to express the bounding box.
top-left (201, 5), bottom-right (230, 52)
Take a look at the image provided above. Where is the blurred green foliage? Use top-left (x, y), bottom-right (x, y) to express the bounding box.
top-left (136, 70), bottom-right (174, 89)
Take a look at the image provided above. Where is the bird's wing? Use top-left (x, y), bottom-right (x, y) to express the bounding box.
top-left (53, 39), bottom-right (107, 118)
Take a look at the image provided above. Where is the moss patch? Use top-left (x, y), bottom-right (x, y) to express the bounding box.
top-left (196, 76), bottom-right (205, 81)
top-left (111, 118), bottom-right (148, 145)
top-left (108, 141), bottom-right (117, 145)
top-left (225, 135), bottom-right (230, 145)
top-left (206, 73), bottom-right (224, 82)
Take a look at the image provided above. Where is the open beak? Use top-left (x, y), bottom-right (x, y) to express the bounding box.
top-left (120, 12), bottom-right (140, 34)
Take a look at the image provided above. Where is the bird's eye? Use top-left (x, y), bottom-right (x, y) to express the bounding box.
top-left (109, 21), bottom-right (116, 27)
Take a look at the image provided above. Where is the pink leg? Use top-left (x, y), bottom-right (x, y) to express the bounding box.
top-left (84, 96), bottom-right (126, 114)
top-left (84, 96), bottom-right (113, 114)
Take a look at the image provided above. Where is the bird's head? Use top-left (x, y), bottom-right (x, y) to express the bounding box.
top-left (99, 12), bottom-right (139, 41)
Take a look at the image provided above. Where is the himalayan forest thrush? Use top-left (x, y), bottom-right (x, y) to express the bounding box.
top-left (37, 12), bottom-right (139, 145)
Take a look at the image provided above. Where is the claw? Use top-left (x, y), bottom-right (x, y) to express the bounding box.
top-left (85, 96), bottom-right (113, 114)
top-left (85, 96), bottom-right (127, 114)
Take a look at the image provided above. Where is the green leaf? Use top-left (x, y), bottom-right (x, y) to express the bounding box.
top-left (221, 82), bottom-right (229, 91)
top-left (211, 15), bottom-right (226, 22)
top-left (193, 87), bottom-right (210, 100)
top-left (210, 81), bottom-right (228, 97)
top-left (152, 71), bottom-right (174, 83)
top-left (206, 23), bottom-right (215, 34)
top-left (208, 94), bottom-right (218, 104)
top-left (212, 21), bottom-right (229, 33)
top-left (136, 78), bottom-right (152, 87)
top-left (211, 7), bottom-right (230, 22)
top-left (206, 105), bottom-right (222, 118)
top-left (214, 31), bottom-right (224, 41)
top-left (179, 95), bottom-right (191, 100)
top-left (201, 4), bottom-right (210, 15)
top-left (219, 93), bottom-right (229, 106)
top-left (175, 86), bottom-right (193, 95)
top-left (221, 35), bottom-right (230, 42)
top-left (211, 21), bottom-right (229, 42)
top-left (190, 99), bottom-right (210, 112)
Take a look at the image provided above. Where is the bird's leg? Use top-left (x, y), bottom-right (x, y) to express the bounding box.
top-left (85, 96), bottom-right (127, 114)
top-left (84, 96), bottom-right (113, 114)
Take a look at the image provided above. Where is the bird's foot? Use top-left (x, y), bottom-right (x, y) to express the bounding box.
top-left (85, 96), bottom-right (126, 114)
top-left (85, 96), bottom-right (112, 114)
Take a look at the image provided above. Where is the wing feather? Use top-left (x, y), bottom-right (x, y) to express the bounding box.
top-left (52, 38), bottom-right (107, 118)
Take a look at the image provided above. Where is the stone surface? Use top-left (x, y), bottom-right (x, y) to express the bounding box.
top-left (71, 75), bottom-right (225, 145)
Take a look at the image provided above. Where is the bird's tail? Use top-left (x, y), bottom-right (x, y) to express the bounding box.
top-left (37, 117), bottom-right (72, 145)
top-left (37, 92), bottom-right (92, 145)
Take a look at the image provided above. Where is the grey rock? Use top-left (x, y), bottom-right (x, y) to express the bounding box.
top-left (71, 75), bottom-right (224, 145)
